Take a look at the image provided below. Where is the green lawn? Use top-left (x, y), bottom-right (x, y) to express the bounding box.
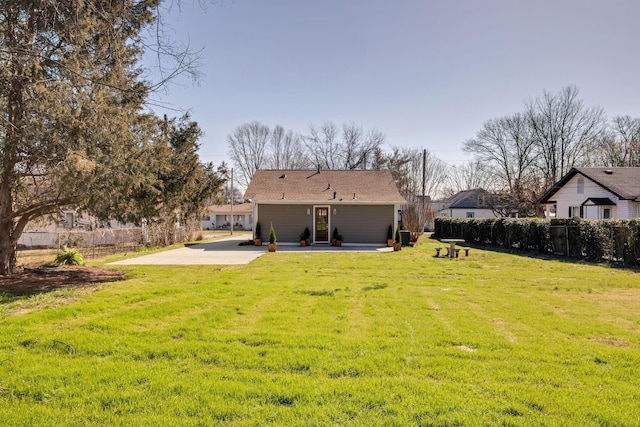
top-left (1, 241), bottom-right (640, 426)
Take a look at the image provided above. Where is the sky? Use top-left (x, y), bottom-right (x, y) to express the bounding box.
top-left (146, 0), bottom-right (640, 169)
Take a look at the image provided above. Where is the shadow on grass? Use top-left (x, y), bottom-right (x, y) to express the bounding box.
top-left (0, 267), bottom-right (125, 302)
top-left (428, 235), bottom-right (640, 270)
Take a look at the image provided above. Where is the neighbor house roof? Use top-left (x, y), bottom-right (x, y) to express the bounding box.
top-left (244, 169), bottom-right (406, 204)
top-left (442, 188), bottom-right (490, 209)
top-left (539, 167), bottom-right (640, 203)
top-left (205, 203), bottom-right (252, 213)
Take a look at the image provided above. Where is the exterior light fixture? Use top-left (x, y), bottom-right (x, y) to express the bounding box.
top-left (306, 208), bottom-right (310, 215)
top-left (333, 208), bottom-right (337, 215)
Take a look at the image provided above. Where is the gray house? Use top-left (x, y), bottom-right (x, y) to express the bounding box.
top-left (244, 169), bottom-right (406, 244)
top-left (435, 189), bottom-right (497, 218)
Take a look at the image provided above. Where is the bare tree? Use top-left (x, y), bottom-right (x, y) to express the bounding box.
top-left (303, 121), bottom-right (384, 169)
top-left (463, 112), bottom-right (541, 215)
top-left (303, 121), bottom-right (341, 170)
top-left (527, 85), bottom-right (606, 187)
top-left (594, 116), bottom-right (640, 167)
top-left (340, 123), bottom-right (385, 169)
top-left (442, 160), bottom-right (496, 197)
top-left (376, 147), bottom-right (447, 241)
top-left (268, 125), bottom-right (310, 169)
top-left (464, 113), bottom-right (537, 195)
top-left (227, 121), bottom-right (271, 186)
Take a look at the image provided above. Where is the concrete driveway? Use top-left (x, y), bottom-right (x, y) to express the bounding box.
top-left (109, 234), bottom-right (390, 266)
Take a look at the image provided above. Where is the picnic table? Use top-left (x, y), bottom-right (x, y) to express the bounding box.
top-left (440, 238), bottom-right (465, 258)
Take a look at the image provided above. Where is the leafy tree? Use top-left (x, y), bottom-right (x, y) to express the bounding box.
top-left (147, 115), bottom-right (226, 244)
top-left (0, 1), bottom-right (222, 275)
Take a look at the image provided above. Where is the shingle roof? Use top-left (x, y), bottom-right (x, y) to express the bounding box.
top-left (206, 203), bottom-right (252, 213)
top-left (443, 188), bottom-right (489, 209)
top-left (539, 167), bottom-right (640, 203)
top-left (244, 169), bottom-right (406, 204)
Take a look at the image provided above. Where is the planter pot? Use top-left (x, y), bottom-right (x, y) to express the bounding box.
top-left (305, 238), bottom-right (311, 246)
top-left (393, 242), bottom-right (402, 251)
top-left (254, 238), bottom-right (262, 246)
top-left (268, 243), bottom-right (277, 252)
top-left (300, 240), bottom-right (306, 247)
top-left (335, 240), bottom-right (342, 247)
top-left (331, 238), bottom-right (336, 246)
top-left (387, 239), bottom-right (394, 247)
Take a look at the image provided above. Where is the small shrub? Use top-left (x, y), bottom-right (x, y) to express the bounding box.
top-left (54, 246), bottom-right (85, 266)
top-left (268, 222), bottom-right (277, 244)
top-left (255, 222), bottom-right (262, 240)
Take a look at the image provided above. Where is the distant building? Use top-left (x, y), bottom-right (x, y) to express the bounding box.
top-left (201, 203), bottom-right (253, 230)
top-left (435, 188), bottom-right (498, 219)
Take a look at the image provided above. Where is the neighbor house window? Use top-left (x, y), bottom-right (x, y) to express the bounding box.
top-left (570, 206), bottom-right (581, 218)
top-left (466, 212), bottom-right (475, 218)
top-left (577, 177), bottom-right (584, 194)
top-left (603, 208), bottom-right (611, 219)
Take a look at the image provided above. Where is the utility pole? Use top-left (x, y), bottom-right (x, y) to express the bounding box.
top-left (422, 149), bottom-right (426, 209)
top-left (230, 168), bottom-right (234, 236)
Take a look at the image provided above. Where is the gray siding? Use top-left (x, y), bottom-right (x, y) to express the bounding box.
top-left (258, 204), bottom-right (313, 243)
top-left (331, 205), bottom-right (392, 244)
top-left (257, 203), bottom-right (394, 244)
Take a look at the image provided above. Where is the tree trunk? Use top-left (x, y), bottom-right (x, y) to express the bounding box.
top-left (0, 219), bottom-right (17, 276)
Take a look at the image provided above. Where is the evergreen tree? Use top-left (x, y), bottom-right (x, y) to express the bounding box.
top-left (0, 1), bottom-right (222, 274)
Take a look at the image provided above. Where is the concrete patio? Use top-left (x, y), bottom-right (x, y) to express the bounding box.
top-left (109, 234), bottom-right (391, 266)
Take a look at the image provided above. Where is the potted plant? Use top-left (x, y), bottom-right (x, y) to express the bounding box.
top-left (254, 222), bottom-right (262, 246)
top-left (393, 227), bottom-right (402, 251)
top-left (268, 222), bottom-right (277, 252)
top-left (335, 233), bottom-right (343, 247)
top-left (304, 227), bottom-right (311, 246)
top-left (387, 224), bottom-right (394, 247)
top-left (332, 227), bottom-right (339, 246)
top-left (299, 231), bottom-right (306, 247)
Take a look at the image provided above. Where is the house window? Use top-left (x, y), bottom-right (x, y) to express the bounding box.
top-left (577, 177), bottom-right (584, 194)
top-left (478, 194), bottom-right (485, 207)
top-left (603, 208), bottom-right (611, 219)
top-left (65, 212), bottom-right (74, 229)
top-left (570, 206), bottom-right (581, 218)
top-left (466, 212), bottom-right (475, 218)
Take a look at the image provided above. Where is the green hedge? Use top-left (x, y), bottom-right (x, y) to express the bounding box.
top-left (433, 217), bottom-right (640, 266)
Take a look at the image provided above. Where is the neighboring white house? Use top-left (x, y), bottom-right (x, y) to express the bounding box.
top-left (201, 203), bottom-right (253, 230)
top-left (539, 167), bottom-right (640, 219)
top-left (19, 210), bottom-right (133, 248)
top-left (435, 188), bottom-right (498, 219)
